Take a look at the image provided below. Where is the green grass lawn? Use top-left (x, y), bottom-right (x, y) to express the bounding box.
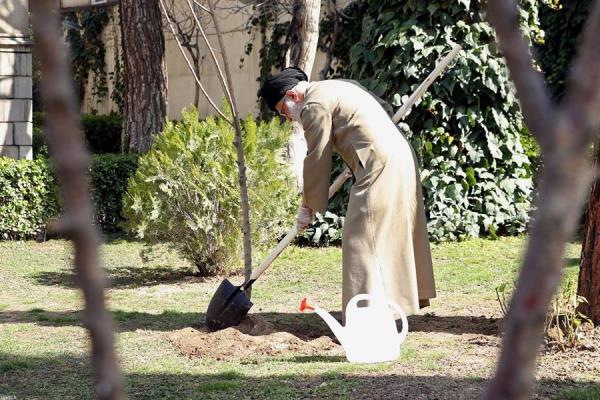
top-left (0, 236), bottom-right (597, 399)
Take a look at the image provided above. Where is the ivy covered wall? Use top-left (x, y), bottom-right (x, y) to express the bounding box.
top-left (537, 0), bottom-right (593, 100)
top-left (255, 0), bottom-right (543, 242)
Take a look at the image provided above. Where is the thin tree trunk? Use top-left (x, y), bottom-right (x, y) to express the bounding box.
top-left (207, 0), bottom-right (253, 285)
top-left (192, 54), bottom-right (201, 109)
top-left (578, 136), bottom-right (600, 324)
top-left (484, 0), bottom-right (600, 399)
top-left (31, 2), bottom-right (124, 399)
top-left (120, 0), bottom-right (168, 153)
top-left (285, 0), bottom-right (321, 192)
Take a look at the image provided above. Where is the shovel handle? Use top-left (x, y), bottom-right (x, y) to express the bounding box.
top-left (333, 44), bottom-right (462, 192)
top-left (243, 170), bottom-right (353, 288)
top-left (391, 43), bottom-right (461, 123)
top-left (243, 46), bottom-right (462, 290)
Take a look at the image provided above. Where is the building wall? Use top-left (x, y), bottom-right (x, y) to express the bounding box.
top-left (0, 0), bottom-right (32, 160)
top-left (82, 1), bottom-right (334, 120)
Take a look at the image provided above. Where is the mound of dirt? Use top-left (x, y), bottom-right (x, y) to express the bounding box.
top-left (168, 316), bottom-right (343, 361)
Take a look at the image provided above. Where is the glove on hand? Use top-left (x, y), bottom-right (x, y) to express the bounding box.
top-left (297, 204), bottom-right (315, 230)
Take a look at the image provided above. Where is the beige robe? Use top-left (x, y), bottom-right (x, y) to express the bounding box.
top-left (299, 80), bottom-right (436, 319)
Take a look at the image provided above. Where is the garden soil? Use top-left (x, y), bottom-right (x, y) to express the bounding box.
top-left (168, 315), bottom-right (344, 361)
top-left (168, 305), bottom-right (600, 399)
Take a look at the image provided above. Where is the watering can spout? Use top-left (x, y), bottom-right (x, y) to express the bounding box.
top-left (299, 298), bottom-right (348, 347)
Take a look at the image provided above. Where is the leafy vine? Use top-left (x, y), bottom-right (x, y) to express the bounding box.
top-left (63, 7), bottom-right (123, 113)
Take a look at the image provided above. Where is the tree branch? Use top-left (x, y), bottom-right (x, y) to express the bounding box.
top-left (186, 0), bottom-right (235, 109)
top-left (159, 0), bottom-right (230, 122)
top-left (30, 1), bottom-right (124, 399)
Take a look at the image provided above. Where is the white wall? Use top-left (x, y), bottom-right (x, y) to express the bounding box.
top-left (82, 1), bottom-right (341, 120)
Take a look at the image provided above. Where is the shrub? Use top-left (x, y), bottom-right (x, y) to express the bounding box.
top-left (123, 108), bottom-right (297, 275)
top-left (298, 211), bottom-right (344, 247)
top-left (0, 158), bottom-right (59, 239)
top-left (81, 114), bottom-right (122, 153)
top-left (537, 0), bottom-right (593, 100)
top-left (316, 0), bottom-right (540, 242)
top-left (32, 112), bottom-right (48, 159)
top-left (32, 112), bottom-right (122, 154)
top-left (0, 154), bottom-right (137, 239)
top-left (495, 279), bottom-right (593, 350)
top-left (90, 154), bottom-right (138, 232)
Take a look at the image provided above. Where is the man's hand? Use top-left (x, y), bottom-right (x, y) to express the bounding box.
top-left (297, 204), bottom-right (315, 230)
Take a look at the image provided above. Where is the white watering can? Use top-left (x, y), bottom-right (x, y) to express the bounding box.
top-left (299, 293), bottom-right (408, 363)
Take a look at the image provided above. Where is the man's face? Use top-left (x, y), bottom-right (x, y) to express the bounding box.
top-left (275, 90), bottom-right (303, 121)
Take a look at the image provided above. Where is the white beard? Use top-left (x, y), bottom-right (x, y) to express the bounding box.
top-left (284, 97), bottom-right (303, 121)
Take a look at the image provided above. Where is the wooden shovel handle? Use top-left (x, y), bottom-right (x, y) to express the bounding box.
top-left (336, 44), bottom-right (462, 193)
top-left (246, 169), bottom-right (352, 284)
top-left (245, 44), bottom-right (461, 287)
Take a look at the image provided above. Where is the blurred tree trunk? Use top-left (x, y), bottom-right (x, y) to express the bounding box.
top-left (31, 1), bottom-right (124, 398)
top-left (285, 0), bottom-right (321, 192)
top-left (484, 0), bottom-right (600, 398)
top-left (578, 137), bottom-right (600, 324)
top-left (120, 0), bottom-right (167, 153)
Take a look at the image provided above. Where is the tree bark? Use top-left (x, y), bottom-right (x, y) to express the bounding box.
top-left (285, 0), bottom-right (321, 192)
top-left (31, 1), bottom-right (124, 399)
top-left (484, 1), bottom-right (600, 399)
top-left (120, 0), bottom-right (168, 153)
top-left (578, 136), bottom-right (600, 324)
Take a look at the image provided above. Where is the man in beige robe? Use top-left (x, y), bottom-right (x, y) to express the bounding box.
top-left (259, 67), bottom-right (436, 319)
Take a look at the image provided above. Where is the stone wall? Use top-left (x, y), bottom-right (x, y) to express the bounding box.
top-left (0, 0), bottom-right (32, 160)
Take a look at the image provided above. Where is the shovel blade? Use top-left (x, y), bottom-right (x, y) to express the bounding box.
top-left (205, 278), bottom-right (253, 331)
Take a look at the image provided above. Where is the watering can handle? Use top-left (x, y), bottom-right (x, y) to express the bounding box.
top-left (387, 300), bottom-right (409, 344)
top-left (346, 293), bottom-right (376, 311)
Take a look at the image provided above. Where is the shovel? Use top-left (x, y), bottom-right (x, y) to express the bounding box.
top-left (205, 170), bottom-right (351, 331)
top-left (205, 44), bottom-right (462, 331)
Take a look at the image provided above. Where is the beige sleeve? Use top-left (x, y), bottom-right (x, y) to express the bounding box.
top-left (300, 102), bottom-right (333, 213)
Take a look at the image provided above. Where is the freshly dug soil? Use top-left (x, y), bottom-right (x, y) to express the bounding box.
top-left (168, 315), bottom-right (343, 361)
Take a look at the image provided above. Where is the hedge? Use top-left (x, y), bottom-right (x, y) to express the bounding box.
top-left (0, 158), bottom-right (59, 239)
top-left (33, 112), bottom-right (122, 155)
top-left (0, 154), bottom-right (137, 239)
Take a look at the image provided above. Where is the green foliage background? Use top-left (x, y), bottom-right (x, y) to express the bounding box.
top-left (63, 7), bottom-right (124, 113)
top-left (316, 0), bottom-right (540, 241)
top-left (123, 108), bottom-right (297, 275)
top-left (536, 0), bottom-right (593, 100)
top-left (33, 112), bottom-right (123, 155)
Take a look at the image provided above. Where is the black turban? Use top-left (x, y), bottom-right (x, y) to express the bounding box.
top-left (259, 66), bottom-right (309, 111)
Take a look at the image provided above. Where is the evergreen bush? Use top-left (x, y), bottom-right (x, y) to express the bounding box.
top-left (32, 112), bottom-right (122, 154)
top-left (123, 108), bottom-right (297, 275)
top-left (81, 114), bottom-right (122, 153)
